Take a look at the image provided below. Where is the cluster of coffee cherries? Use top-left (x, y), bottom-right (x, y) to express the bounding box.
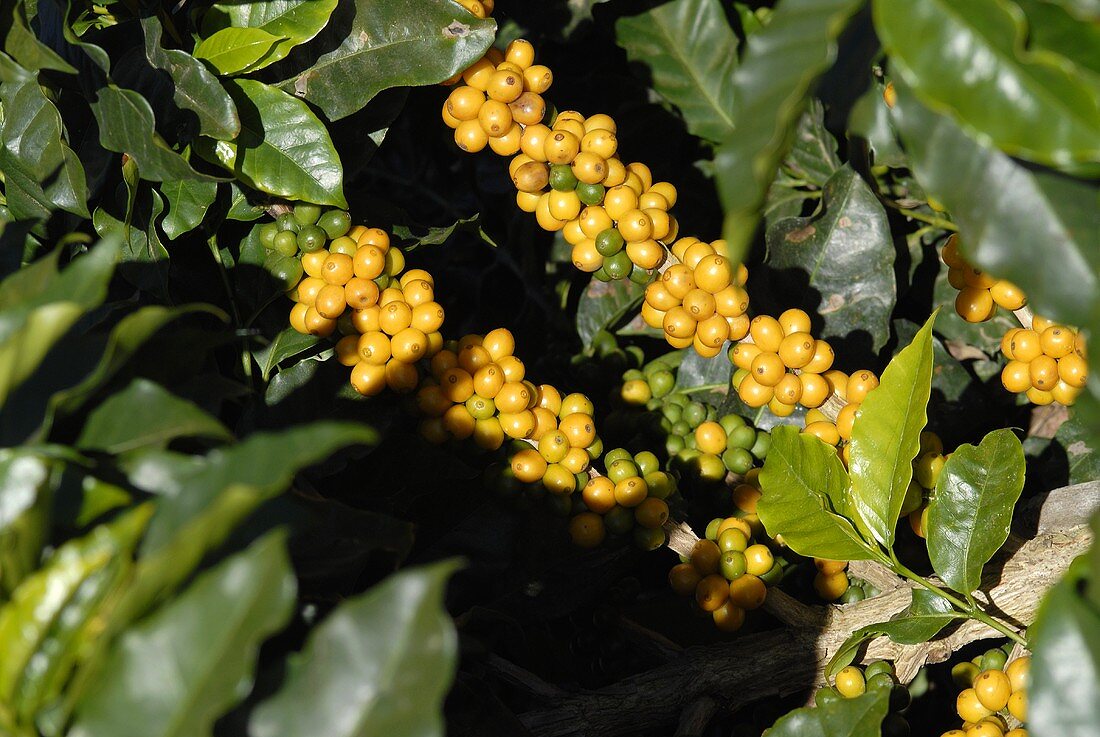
top-left (667, 506), bottom-right (776, 633)
top-left (942, 235), bottom-right (1028, 323)
top-left (257, 205), bottom-right (356, 292)
top-left (730, 310), bottom-right (839, 416)
top-left (573, 448), bottom-right (680, 550)
top-left (798, 368), bottom-right (880, 468)
top-left (443, 43), bottom-right (687, 284)
top-left (941, 235), bottom-right (1089, 406)
top-left (906, 431), bottom-right (949, 539)
top-left (1000, 317), bottom-right (1088, 406)
top-left (641, 239), bottom-right (751, 355)
top-left (816, 661), bottom-right (912, 737)
top-left (616, 355), bottom-right (770, 481)
top-left (947, 651), bottom-right (1029, 737)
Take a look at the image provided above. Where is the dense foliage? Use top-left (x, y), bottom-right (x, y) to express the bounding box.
top-left (0, 1), bottom-right (1098, 737)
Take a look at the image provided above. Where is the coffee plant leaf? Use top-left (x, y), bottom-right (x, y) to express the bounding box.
top-left (206, 0), bottom-right (339, 68)
top-left (848, 313), bottom-right (935, 550)
top-left (158, 179), bottom-right (219, 239)
top-left (249, 561), bottom-right (459, 737)
top-left (576, 277), bottom-right (645, 351)
top-left (927, 429), bottom-right (1026, 595)
top-left (193, 28), bottom-right (283, 76)
top-left (253, 326), bottom-right (322, 381)
top-left (766, 687), bottom-right (889, 737)
top-left (615, 0), bottom-right (738, 143)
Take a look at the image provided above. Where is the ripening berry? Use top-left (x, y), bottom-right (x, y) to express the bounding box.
top-left (1006, 656), bottom-right (1030, 692)
top-left (835, 666), bottom-right (866, 698)
top-left (749, 315), bottom-right (784, 352)
top-left (669, 562), bottom-right (702, 596)
top-left (728, 573), bottom-right (767, 609)
top-left (956, 688), bottom-right (993, 723)
top-left (696, 574), bottom-right (730, 612)
top-left (973, 669), bottom-right (1011, 711)
top-left (569, 512), bottom-right (605, 548)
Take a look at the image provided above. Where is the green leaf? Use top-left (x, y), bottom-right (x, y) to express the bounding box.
top-left (193, 27), bottom-right (283, 76)
top-left (758, 426), bottom-right (875, 561)
top-left (575, 278), bottom-right (645, 350)
top-left (1055, 416), bottom-right (1100, 486)
top-left (848, 313), bottom-right (936, 550)
top-left (249, 561), bottom-right (459, 737)
top-left (391, 214), bottom-right (483, 252)
top-left (204, 79), bottom-right (346, 206)
top-left (2, 2), bottom-right (76, 74)
top-left (715, 0), bottom-right (865, 263)
top-left (1015, 0), bottom-right (1100, 82)
top-left (785, 99), bottom-right (843, 187)
top-left (253, 327), bottom-right (321, 381)
top-left (764, 166), bottom-right (896, 352)
top-left (0, 452), bottom-right (52, 598)
top-left (0, 78), bottom-right (89, 220)
top-left (139, 16), bottom-right (240, 141)
top-left (92, 190), bottom-right (169, 294)
top-left (275, 0), bottom-right (496, 121)
top-left (91, 85), bottom-right (219, 182)
top-left (614, 0), bottom-right (738, 142)
top-left (207, 0), bottom-right (339, 68)
top-left (131, 422), bottom-right (376, 555)
top-left (77, 379), bottom-right (232, 454)
top-left (1041, 0), bottom-right (1100, 20)
top-left (926, 429), bottom-right (1026, 595)
top-left (158, 179), bottom-right (218, 239)
top-left (848, 83), bottom-right (907, 168)
top-left (675, 346), bottom-right (731, 391)
top-left (1029, 554), bottom-right (1100, 736)
top-left (766, 688), bottom-right (889, 737)
top-left (0, 505), bottom-right (151, 728)
top-left (34, 304), bottom-right (224, 441)
top-left (889, 83), bottom-right (1100, 356)
top-left (873, 0), bottom-right (1100, 174)
top-left (0, 239), bottom-right (120, 411)
top-left (827, 589), bottom-right (958, 678)
top-left (69, 531), bottom-right (296, 737)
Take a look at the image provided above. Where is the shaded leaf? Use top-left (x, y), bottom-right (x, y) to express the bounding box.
top-left (575, 277), bottom-right (645, 350)
top-left (1015, 0), bottom-right (1100, 82)
top-left (715, 0), bottom-right (865, 263)
top-left (139, 16), bottom-right (239, 141)
top-left (927, 429), bottom-right (1025, 594)
top-left (193, 27), bottom-right (283, 76)
top-left (758, 426), bottom-right (875, 561)
top-left (203, 79), bottom-right (345, 206)
top-left (249, 561), bottom-right (459, 737)
top-left (77, 379), bottom-right (232, 454)
top-left (253, 327), bottom-right (321, 381)
top-left (675, 345), bottom-right (731, 391)
top-left (873, 0), bottom-right (1100, 174)
top-left (69, 532), bottom-right (296, 737)
top-left (92, 189), bottom-right (168, 294)
top-left (889, 83), bottom-right (1100, 417)
top-left (275, 0), bottom-right (496, 121)
top-left (1054, 416), bottom-right (1100, 486)
top-left (786, 100), bottom-right (842, 187)
top-left (158, 179), bottom-right (218, 239)
top-left (764, 166), bottom-right (896, 351)
top-left (615, 0), bottom-right (738, 142)
top-left (2, 2), bottom-right (76, 74)
top-left (848, 313), bottom-right (936, 549)
top-left (207, 0), bottom-right (339, 68)
top-left (1029, 554), bottom-right (1100, 737)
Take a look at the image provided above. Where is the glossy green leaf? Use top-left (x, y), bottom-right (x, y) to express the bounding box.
top-left (927, 429), bottom-right (1025, 595)
top-left (139, 16), bottom-right (239, 141)
top-left (275, 0), bottom-right (496, 121)
top-left (0, 505), bottom-right (151, 726)
top-left (889, 83), bottom-right (1100, 350)
top-left (848, 313), bottom-right (936, 549)
top-left (77, 379), bottom-right (232, 454)
top-left (614, 0), bottom-right (738, 142)
top-left (249, 561), bottom-right (459, 737)
top-left (193, 28), bottom-right (283, 76)
top-left (758, 426), bottom-right (875, 561)
top-left (1015, 0), bottom-right (1100, 82)
top-left (89, 85), bottom-right (218, 182)
top-left (69, 531), bottom-right (296, 737)
top-left (225, 181), bottom-right (268, 221)
top-left (575, 278), bottom-right (645, 350)
top-left (715, 0), bottom-right (865, 263)
top-left (205, 79), bottom-right (346, 206)
top-left (2, 2), bottom-right (76, 74)
top-left (0, 452), bottom-right (49, 533)
top-left (1054, 416), bottom-right (1100, 485)
top-left (0, 78), bottom-right (89, 220)
top-left (767, 687), bottom-right (889, 737)
top-left (764, 166), bottom-right (896, 352)
top-left (873, 0), bottom-right (1100, 174)
top-left (0, 239), bottom-right (119, 411)
top-left (1030, 555), bottom-right (1100, 737)
top-left (158, 179), bottom-right (218, 239)
top-left (827, 590), bottom-right (958, 678)
top-left (207, 0), bottom-right (339, 67)
top-left (785, 100), bottom-right (843, 187)
top-left (1042, 0), bottom-right (1100, 20)
top-left (253, 327), bottom-right (320, 381)
top-left (92, 190), bottom-right (169, 294)
top-left (675, 346), bottom-right (731, 391)
top-left (848, 83), bottom-right (907, 168)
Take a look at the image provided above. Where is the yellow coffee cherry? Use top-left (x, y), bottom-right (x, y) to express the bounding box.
top-left (956, 287), bottom-right (997, 323)
top-left (802, 339), bottom-right (836, 374)
top-left (846, 370), bottom-right (879, 403)
top-left (748, 315), bottom-right (784, 352)
top-left (804, 420), bottom-right (841, 447)
top-left (778, 332), bottom-right (815, 369)
top-left (990, 280), bottom-right (1026, 310)
top-left (1007, 689), bottom-right (1026, 721)
top-left (1005, 656), bottom-right (1030, 692)
top-left (973, 669), bottom-right (1011, 712)
top-left (957, 688), bottom-right (994, 723)
top-left (695, 421), bottom-right (728, 455)
top-left (728, 573), bottom-right (767, 609)
top-left (543, 130), bottom-right (580, 164)
top-left (522, 64), bottom-right (553, 94)
top-left (711, 600), bottom-right (746, 632)
top-left (778, 308), bottom-right (812, 335)
top-left (569, 512), bottom-right (605, 548)
top-left (834, 666), bottom-right (866, 697)
top-left (799, 373), bottom-right (831, 408)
